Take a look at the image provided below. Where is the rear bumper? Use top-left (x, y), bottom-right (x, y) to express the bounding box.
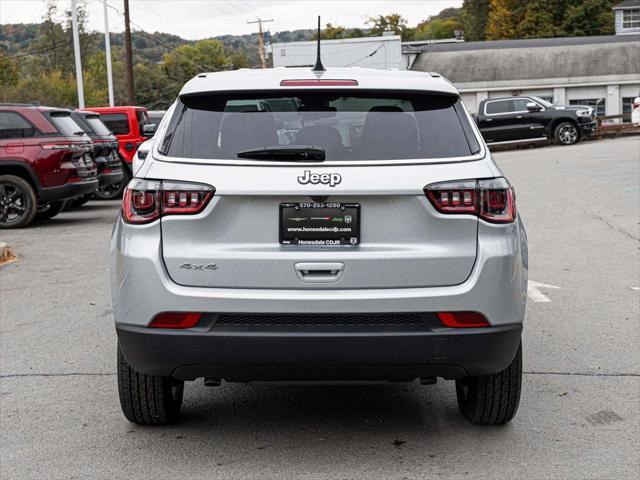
top-left (579, 121), bottom-right (597, 136)
top-left (117, 322), bottom-right (522, 381)
top-left (98, 169), bottom-right (124, 186)
top-left (39, 178), bottom-right (99, 202)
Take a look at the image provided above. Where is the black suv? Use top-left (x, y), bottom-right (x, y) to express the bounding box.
top-left (475, 96), bottom-right (597, 146)
top-left (70, 111), bottom-right (123, 206)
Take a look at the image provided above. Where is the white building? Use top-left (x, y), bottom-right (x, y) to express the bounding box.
top-left (270, 34), bottom-right (404, 70)
top-left (614, 0), bottom-right (640, 35)
top-left (411, 35), bottom-right (640, 120)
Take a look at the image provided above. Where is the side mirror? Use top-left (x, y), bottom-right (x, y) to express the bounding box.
top-left (526, 102), bottom-right (542, 112)
top-left (143, 123), bottom-right (157, 137)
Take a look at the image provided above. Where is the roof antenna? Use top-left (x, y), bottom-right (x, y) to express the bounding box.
top-left (312, 16), bottom-right (325, 72)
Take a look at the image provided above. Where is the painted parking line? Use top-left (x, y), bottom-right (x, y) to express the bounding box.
top-left (528, 280), bottom-right (562, 303)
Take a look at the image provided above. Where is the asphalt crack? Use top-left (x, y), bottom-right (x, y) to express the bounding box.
top-left (591, 214), bottom-right (640, 241)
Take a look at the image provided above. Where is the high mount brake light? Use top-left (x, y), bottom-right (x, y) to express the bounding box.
top-left (122, 179), bottom-right (214, 224)
top-left (425, 178), bottom-right (516, 224)
top-left (279, 79), bottom-right (359, 87)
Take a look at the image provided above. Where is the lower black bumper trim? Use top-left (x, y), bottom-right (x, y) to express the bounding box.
top-left (39, 179), bottom-right (99, 202)
top-left (98, 170), bottom-right (124, 186)
top-left (116, 322), bottom-right (523, 382)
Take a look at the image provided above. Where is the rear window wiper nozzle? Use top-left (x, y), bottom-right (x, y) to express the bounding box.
top-left (236, 145), bottom-right (325, 162)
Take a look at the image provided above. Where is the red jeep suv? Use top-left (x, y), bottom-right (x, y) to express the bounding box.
top-left (0, 104), bottom-right (98, 228)
top-left (83, 106), bottom-right (156, 199)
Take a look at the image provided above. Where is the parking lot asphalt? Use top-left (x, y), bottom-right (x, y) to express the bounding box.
top-left (1, 136), bottom-right (639, 480)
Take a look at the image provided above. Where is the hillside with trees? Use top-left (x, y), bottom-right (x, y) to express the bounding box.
top-left (0, 0), bottom-right (617, 109)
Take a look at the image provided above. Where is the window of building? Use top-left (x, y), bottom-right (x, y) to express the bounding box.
top-left (622, 9), bottom-right (640, 29)
top-left (622, 97), bottom-right (639, 123)
top-left (569, 99), bottom-right (606, 117)
top-left (0, 111), bottom-right (40, 139)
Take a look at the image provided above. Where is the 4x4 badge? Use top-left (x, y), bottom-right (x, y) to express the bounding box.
top-left (297, 170), bottom-right (342, 187)
top-left (179, 263), bottom-right (217, 271)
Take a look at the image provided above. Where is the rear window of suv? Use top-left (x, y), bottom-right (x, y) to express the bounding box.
top-left (100, 113), bottom-right (130, 135)
top-left (45, 111), bottom-right (87, 137)
top-left (160, 91), bottom-right (480, 161)
top-left (84, 116), bottom-right (112, 136)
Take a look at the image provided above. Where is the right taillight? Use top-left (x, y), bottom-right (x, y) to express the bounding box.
top-left (425, 177), bottom-right (516, 224)
top-left (122, 179), bottom-right (214, 224)
top-left (478, 178), bottom-right (516, 223)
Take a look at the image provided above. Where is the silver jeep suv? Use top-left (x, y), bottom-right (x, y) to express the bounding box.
top-left (111, 68), bottom-right (527, 426)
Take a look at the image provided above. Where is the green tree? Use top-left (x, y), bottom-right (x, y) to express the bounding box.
top-left (517, 0), bottom-right (558, 38)
top-left (485, 0), bottom-right (524, 40)
top-left (4, 71), bottom-right (77, 106)
top-left (29, 0), bottom-right (72, 75)
top-left (162, 39), bottom-right (230, 84)
top-left (561, 0), bottom-right (615, 36)
top-left (461, 0), bottom-right (490, 41)
top-left (0, 51), bottom-right (19, 88)
top-left (412, 17), bottom-right (464, 40)
top-left (312, 23), bottom-right (347, 40)
top-left (366, 14), bottom-right (408, 37)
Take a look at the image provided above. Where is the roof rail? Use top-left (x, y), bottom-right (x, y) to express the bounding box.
top-left (0, 103), bottom-right (39, 108)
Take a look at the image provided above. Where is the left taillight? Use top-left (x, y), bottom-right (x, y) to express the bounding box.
top-left (424, 177), bottom-right (516, 224)
top-left (122, 179), bottom-right (214, 224)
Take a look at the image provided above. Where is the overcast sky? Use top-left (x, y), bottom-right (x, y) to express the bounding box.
top-left (0, 0), bottom-right (461, 39)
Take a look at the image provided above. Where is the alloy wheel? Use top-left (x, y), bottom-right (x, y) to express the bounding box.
top-left (0, 182), bottom-right (28, 226)
top-left (558, 124), bottom-right (578, 144)
top-left (94, 181), bottom-right (125, 200)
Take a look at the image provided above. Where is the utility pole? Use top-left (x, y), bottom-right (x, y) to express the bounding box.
top-left (102, 0), bottom-right (114, 106)
top-left (247, 18), bottom-right (273, 69)
top-left (123, 0), bottom-right (135, 104)
top-left (70, 0), bottom-right (85, 108)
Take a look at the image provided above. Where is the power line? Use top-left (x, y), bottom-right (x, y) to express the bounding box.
top-left (104, 3), bottom-right (211, 72)
top-left (344, 43), bottom-right (385, 66)
top-left (222, 1), bottom-right (252, 14)
top-left (204, 1), bottom-right (236, 17)
top-left (4, 41), bottom-right (72, 60)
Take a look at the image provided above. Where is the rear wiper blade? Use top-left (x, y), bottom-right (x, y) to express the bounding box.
top-left (236, 145), bottom-right (325, 161)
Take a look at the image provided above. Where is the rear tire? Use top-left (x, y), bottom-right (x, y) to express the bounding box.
top-left (36, 200), bottom-right (66, 220)
top-left (94, 168), bottom-right (130, 200)
top-left (117, 345), bottom-right (184, 425)
top-left (456, 341), bottom-right (522, 425)
top-left (69, 194), bottom-right (92, 209)
top-left (554, 121), bottom-right (579, 145)
top-left (0, 175), bottom-right (38, 229)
